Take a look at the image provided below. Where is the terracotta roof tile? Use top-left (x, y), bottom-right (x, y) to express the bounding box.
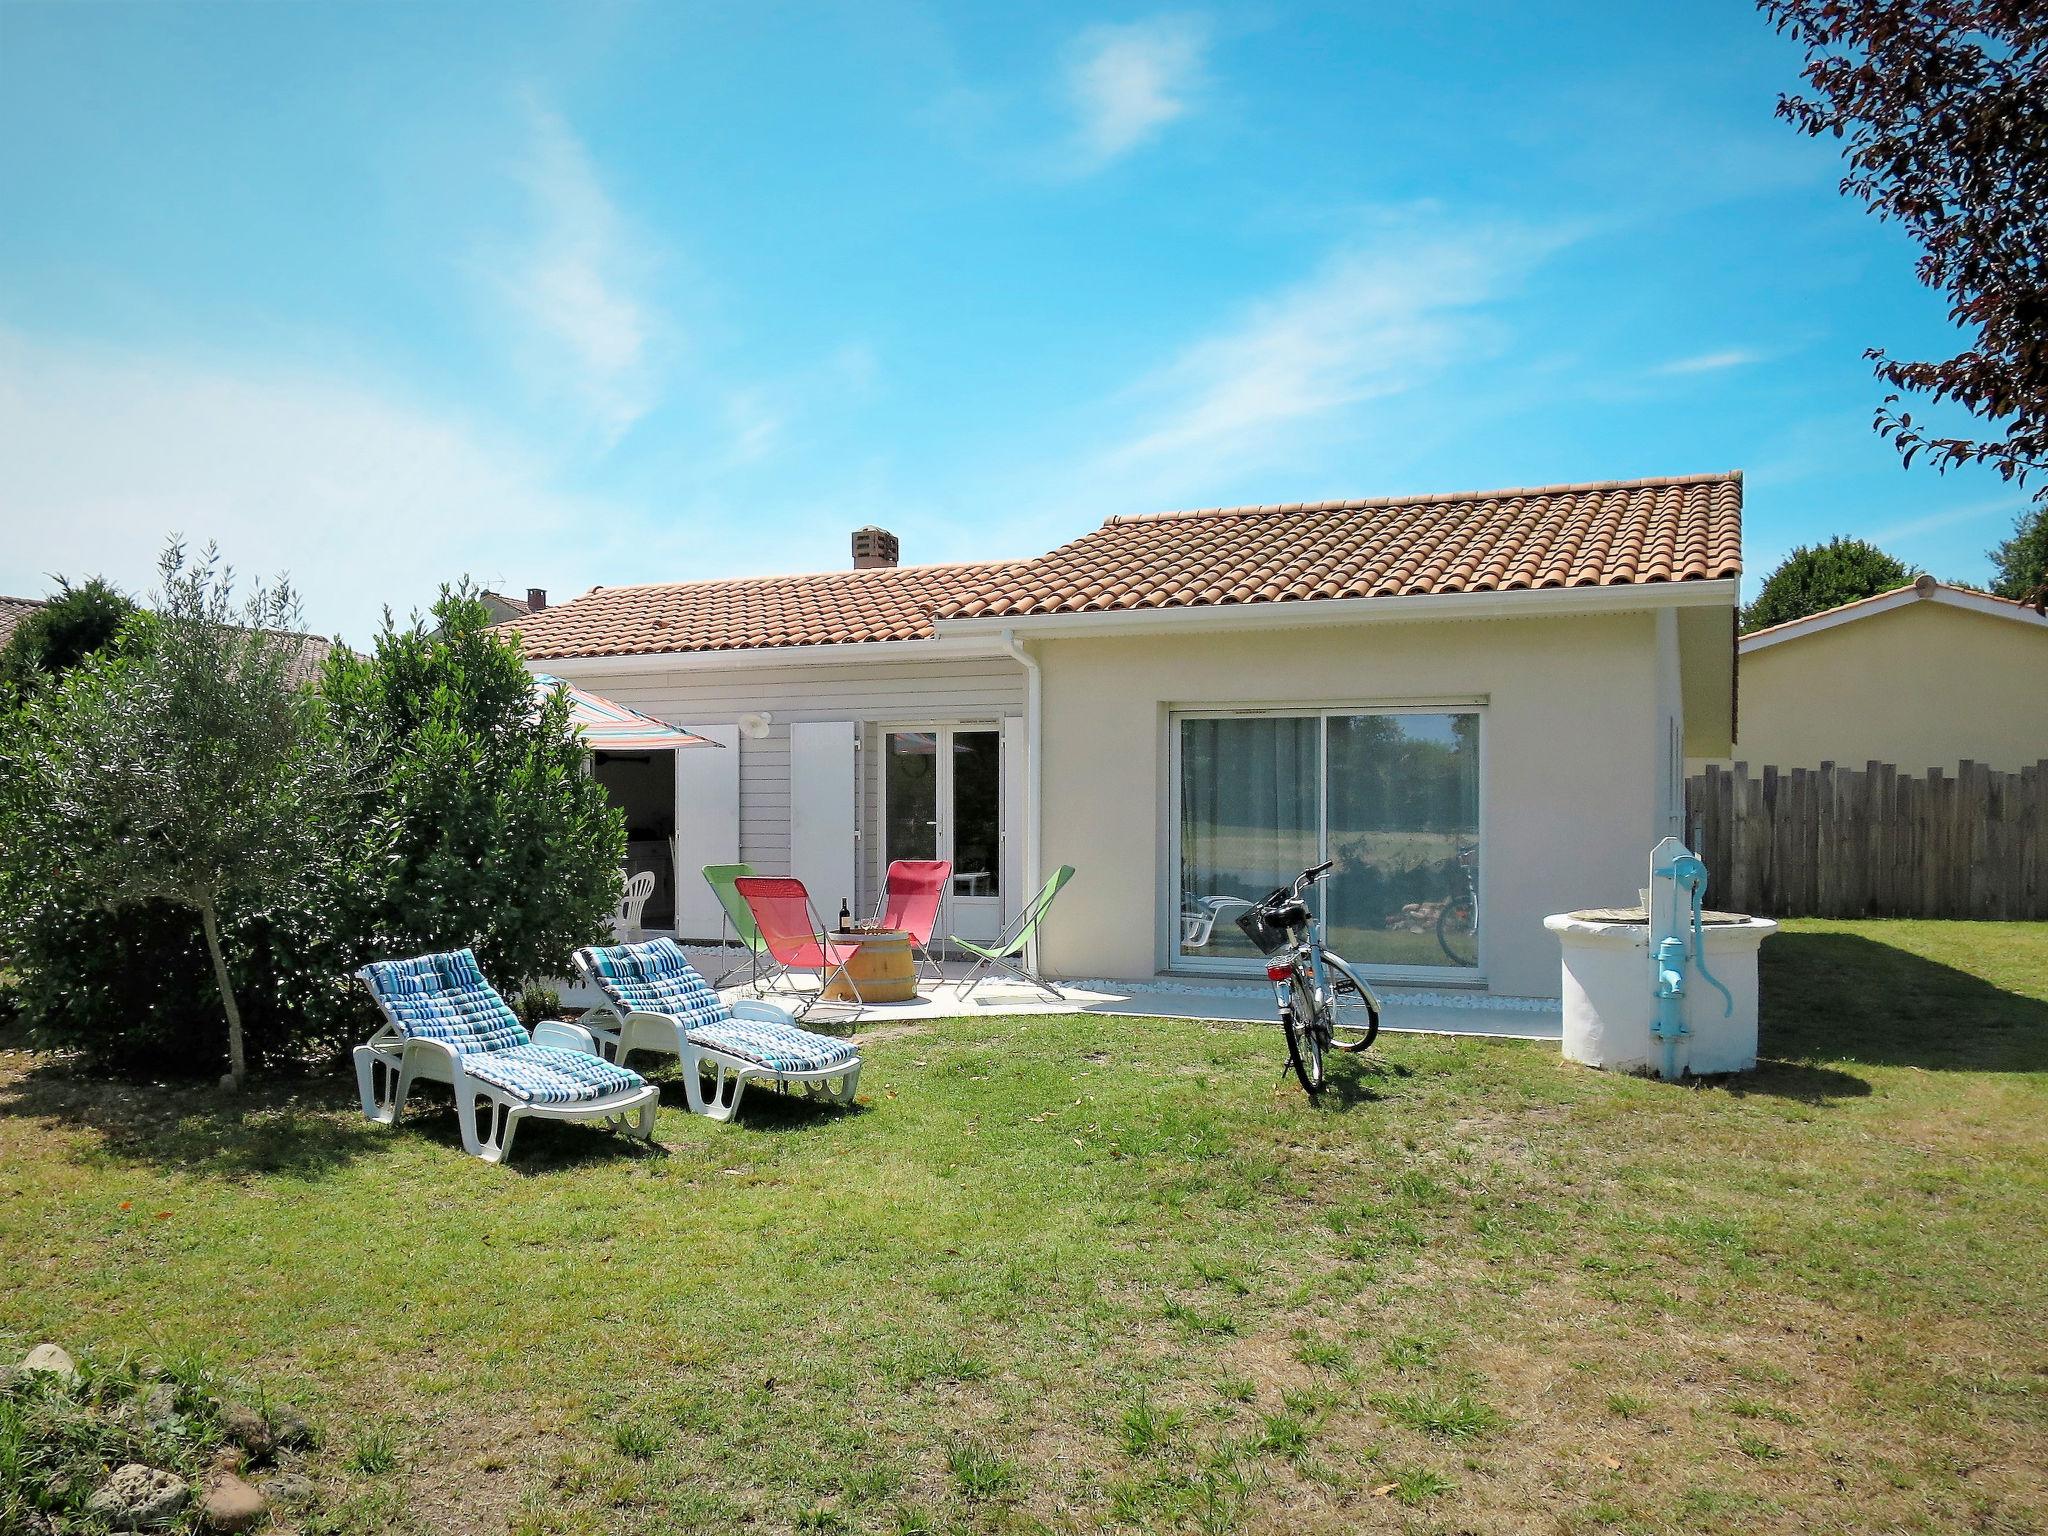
top-left (501, 473), bottom-right (1742, 659)
top-left (932, 472), bottom-right (1742, 622)
top-left (504, 560), bottom-right (1030, 661)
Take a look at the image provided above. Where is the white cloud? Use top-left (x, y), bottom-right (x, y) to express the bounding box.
top-left (1656, 348), bottom-right (1765, 376)
top-left (1094, 222), bottom-right (1565, 493)
top-left (1064, 16), bottom-right (1208, 169)
top-left (497, 101), bottom-right (657, 443)
top-left (0, 329), bottom-right (640, 643)
top-left (1869, 497), bottom-right (2021, 545)
top-left (720, 387), bottom-right (785, 467)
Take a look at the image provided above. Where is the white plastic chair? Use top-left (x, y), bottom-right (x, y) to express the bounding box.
top-left (610, 869), bottom-right (658, 942)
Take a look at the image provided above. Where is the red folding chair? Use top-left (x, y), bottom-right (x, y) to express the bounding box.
top-left (872, 859), bottom-right (952, 985)
top-left (734, 875), bottom-right (865, 1020)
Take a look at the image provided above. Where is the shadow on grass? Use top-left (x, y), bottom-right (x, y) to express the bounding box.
top-left (1722, 1059), bottom-right (1873, 1106)
top-left (1758, 930), bottom-right (2048, 1074)
top-left (1302, 1051), bottom-right (1412, 1110)
top-left (640, 1070), bottom-right (870, 1134)
top-left (0, 1051), bottom-right (385, 1179)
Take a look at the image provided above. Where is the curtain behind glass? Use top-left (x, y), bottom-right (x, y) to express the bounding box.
top-left (1178, 716), bottom-right (1319, 960)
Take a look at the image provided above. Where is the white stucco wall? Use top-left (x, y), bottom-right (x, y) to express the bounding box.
top-left (1029, 610), bottom-right (1667, 999)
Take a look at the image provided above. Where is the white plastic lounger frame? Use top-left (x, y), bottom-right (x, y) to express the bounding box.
top-left (579, 996), bottom-right (859, 1122)
top-left (353, 956), bottom-right (659, 1165)
top-left (573, 940), bottom-right (862, 1124)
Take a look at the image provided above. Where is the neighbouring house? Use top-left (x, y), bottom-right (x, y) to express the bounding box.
top-left (0, 595), bottom-right (44, 650)
top-left (1705, 575), bottom-right (2048, 775)
top-left (480, 588), bottom-right (548, 624)
top-left (505, 478), bottom-right (1743, 1000)
top-left (0, 594), bottom-right (351, 688)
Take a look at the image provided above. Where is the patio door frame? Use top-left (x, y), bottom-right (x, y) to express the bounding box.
top-left (876, 720), bottom-right (1007, 943)
top-left (1165, 698), bottom-right (1488, 985)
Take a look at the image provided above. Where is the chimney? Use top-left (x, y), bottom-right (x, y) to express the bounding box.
top-left (851, 526), bottom-right (899, 570)
top-left (526, 587), bottom-right (548, 612)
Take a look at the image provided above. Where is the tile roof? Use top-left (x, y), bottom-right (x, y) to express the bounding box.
top-left (502, 472), bottom-right (1742, 659)
top-left (0, 595), bottom-right (44, 650)
top-left (934, 472), bottom-right (1743, 621)
top-left (507, 560), bottom-right (1028, 660)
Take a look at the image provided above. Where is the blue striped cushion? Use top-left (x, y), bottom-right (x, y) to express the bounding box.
top-left (460, 1044), bottom-right (646, 1104)
top-left (690, 1017), bottom-right (860, 1075)
top-left (577, 939), bottom-right (856, 1075)
top-left (360, 949), bottom-right (530, 1055)
top-left (577, 938), bottom-right (731, 1031)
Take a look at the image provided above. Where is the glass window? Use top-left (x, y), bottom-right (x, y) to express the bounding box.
top-left (1175, 710), bottom-right (1480, 972)
top-left (951, 729), bottom-right (1002, 898)
top-left (1325, 713), bottom-right (1479, 970)
top-left (885, 731), bottom-right (937, 863)
top-left (1176, 716), bottom-right (1320, 962)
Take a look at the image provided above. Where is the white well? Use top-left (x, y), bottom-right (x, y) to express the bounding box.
top-left (1543, 909), bottom-right (1777, 1076)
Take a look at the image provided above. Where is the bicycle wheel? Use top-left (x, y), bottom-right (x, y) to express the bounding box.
top-left (1321, 952), bottom-right (1380, 1053)
top-left (1435, 894), bottom-right (1476, 966)
top-left (1282, 976), bottom-right (1327, 1096)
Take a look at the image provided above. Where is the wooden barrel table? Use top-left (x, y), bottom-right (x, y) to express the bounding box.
top-left (822, 929), bottom-right (918, 1004)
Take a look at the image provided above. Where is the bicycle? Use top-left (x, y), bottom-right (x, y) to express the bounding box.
top-left (1236, 861), bottom-right (1382, 1097)
top-left (1435, 842), bottom-right (1478, 967)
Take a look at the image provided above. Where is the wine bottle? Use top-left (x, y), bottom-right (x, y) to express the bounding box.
top-left (838, 898), bottom-right (851, 931)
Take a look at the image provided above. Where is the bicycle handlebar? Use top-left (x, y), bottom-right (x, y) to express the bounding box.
top-left (1292, 860), bottom-right (1335, 894)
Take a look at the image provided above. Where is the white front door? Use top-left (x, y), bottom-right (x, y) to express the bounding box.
top-left (882, 725), bottom-right (1005, 942)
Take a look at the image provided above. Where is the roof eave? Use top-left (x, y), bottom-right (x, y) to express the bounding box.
top-left (515, 632), bottom-right (1021, 675)
top-left (1740, 580), bottom-right (2048, 653)
top-left (937, 578), bottom-right (1742, 641)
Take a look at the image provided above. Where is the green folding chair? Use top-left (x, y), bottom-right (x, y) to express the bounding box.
top-left (953, 865), bottom-right (1075, 1003)
top-left (702, 863), bottom-right (768, 989)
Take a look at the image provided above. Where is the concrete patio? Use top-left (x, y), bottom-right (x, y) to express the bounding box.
top-left (560, 940), bottom-right (1562, 1042)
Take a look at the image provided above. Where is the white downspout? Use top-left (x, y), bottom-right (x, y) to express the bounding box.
top-left (1000, 627), bottom-right (1042, 971)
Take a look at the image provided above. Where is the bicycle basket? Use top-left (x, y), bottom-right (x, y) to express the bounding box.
top-left (1235, 894), bottom-right (1300, 957)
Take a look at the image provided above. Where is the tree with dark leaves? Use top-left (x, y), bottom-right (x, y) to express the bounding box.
top-left (1988, 503), bottom-right (2048, 598)
top-left (0, 577), bottom-right (136, 707)
top-left (1761, 0), bottom-right (2048, 608)
top-left (1743, 537), bottom-right (1918, 630)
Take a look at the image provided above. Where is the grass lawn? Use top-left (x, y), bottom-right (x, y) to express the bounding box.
top-left (2, 919), bottom-right (2044, 1535)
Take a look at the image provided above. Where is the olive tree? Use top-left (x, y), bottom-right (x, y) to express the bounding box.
top-left (1, 543), bottom-right (334, 1088)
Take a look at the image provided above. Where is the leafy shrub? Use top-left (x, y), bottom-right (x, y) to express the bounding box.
top-left (512, 981), bottom-right (565, 1027)
top-left (0, 573), bottom-right (624, 1078)
top-left (318, 587), bottom-right (625, 1002)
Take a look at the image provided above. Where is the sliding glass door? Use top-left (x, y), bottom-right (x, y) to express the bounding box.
top-left (1174, 709), bottom-right (1481, 976)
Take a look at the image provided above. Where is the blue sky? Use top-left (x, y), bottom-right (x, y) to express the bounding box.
top-left (0, 1), bottom-right (2026, 643)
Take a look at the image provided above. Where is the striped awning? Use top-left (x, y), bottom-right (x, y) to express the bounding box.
top-left (534, 673), bottom-right (720, 752)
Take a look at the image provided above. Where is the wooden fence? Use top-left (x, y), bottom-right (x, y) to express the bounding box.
top-left (1685, 761), bottom-right (2048, 920)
